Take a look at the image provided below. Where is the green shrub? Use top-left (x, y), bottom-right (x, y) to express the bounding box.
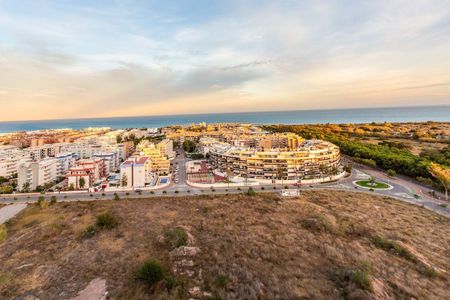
top-left (113, 193), bottom-right (120, 201)
top-left (150, 190), bottom-right (155, 194)
top-left (96, 212), bottom-right (118, 229)
top-left (37, 196), bottom-right (48, 209)
top-left (164, 227), bottom-right (188, 249)
top-left (136, 259), bottom-right (165, 288)
top-left (419, 265), bottom-right (441, 278)
top-left (387, 169), bottom-right (396, 177)
top-left (102, 193), bottom-right (105, 196)
top-left (273, 186), bottom-right (276, 190)
top-left (0, 224), bottom-right (7, 243)
top-left (246, 187), bottom-right (256, 196)
top-left (284, 185), bottom-right (288, 189)
top-left (261, 186), bottom-right (265, 190)
top-left (84, 225), bottom-right (96, 238)
top-left (372, 236), bottom-right (415, 261)
top-left (174, 190), bottom-right (179, 194)
top-left (50, 196), bottom-right (57, 205)
top-left (163, 190), bottom-right (167, 194)
top-left (90, 194), bottom-right (93, 197)
top-left (215, 274), bottom-right (230, 288)
top-left (237, 187), bottom-right (241, 191)
top-left (125, 192), bottom-right (129, 196)
top-left (187, 190), bottom-right (191, 193)
top-left (336, 261), bottom-right (372, 292)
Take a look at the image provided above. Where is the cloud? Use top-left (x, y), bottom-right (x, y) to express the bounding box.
top-left (0, 0), bottom-right (449, 121)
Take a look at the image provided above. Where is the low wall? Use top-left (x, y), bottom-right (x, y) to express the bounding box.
top-left (186, 180), bottom-right (259, 188)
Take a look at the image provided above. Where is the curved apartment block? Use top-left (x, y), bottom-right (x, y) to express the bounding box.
top-left (209, 139), bottom-right (341, 181)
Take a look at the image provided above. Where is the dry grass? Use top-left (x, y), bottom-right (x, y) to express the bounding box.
top-left (0, 191), bottom-right (449, 299)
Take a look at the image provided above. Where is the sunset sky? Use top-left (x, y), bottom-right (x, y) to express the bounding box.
top-left (0, 0), bottom-right (449, 121)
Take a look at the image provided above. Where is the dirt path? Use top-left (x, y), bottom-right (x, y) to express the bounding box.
top-left (0, 203), bottom-right (27, 225)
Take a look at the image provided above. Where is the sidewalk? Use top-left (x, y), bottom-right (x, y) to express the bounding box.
top-left (0, 203), bottom-right (27, 225)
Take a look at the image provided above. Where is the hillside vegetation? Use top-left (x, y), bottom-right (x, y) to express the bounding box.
top-left (0, 191), bottom-right (449, 299)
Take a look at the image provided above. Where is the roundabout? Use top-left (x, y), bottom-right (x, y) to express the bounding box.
top-left (353, 179), bottom-right (393, 190)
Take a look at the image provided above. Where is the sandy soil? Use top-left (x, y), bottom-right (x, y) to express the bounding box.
top-left (0, 191), bottom-right (449, 299)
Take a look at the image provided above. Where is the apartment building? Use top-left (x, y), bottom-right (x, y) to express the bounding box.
top-left (93, 152), bottom-right (119, 174)
top-left (209, 139), bottom-right (341, 181)
top-left (120, 156), bottom-right (152, 188)
top-left (55, 152), bottom-right (77, 178)
top-left (17, 158), bottom-right (58, 191)
top-left (141, 145), bottom-right (170, 175)
top-left (157, 139), bottom-right (175, 160)
top-left (66, 159), bottom-right (106, 190)
top-left (0, 146), bottom-right (31, 178)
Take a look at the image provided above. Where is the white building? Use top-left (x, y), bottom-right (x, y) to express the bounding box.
top-left (55, 152), bottom-right (77, 178)
top-left (120, 156), bottom-right (152, 188)
top-left (0, 146), bottom-right (31, 178)
top-left (17, 158), bottom-right (58, 191)
top-left (93, 152), bottom-right (119, 174)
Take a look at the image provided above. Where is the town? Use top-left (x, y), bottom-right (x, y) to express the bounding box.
top-left (0, 123), bottom-right (344, 195)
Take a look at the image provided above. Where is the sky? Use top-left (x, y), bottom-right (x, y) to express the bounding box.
top-left (0, 0), bottom-right (449, 121)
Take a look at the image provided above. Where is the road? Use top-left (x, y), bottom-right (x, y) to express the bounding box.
top-left (1, 153), bottom-right (449, 218)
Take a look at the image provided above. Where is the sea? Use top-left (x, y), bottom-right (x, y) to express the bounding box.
top-left (0, 105), bottom-right (449, 133)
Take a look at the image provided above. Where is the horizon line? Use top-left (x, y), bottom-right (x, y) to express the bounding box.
top-left (1, 104), bottom-right (449, 124)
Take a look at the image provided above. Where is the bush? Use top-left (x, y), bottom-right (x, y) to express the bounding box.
top-left (261, 186), bottom-right (265, 190)
top-left (37, 196), bottom-right (48, 209)
top-left (174, 190), bottom-right (179, 194)
top-left (84, 225), bottom-right (96, 238)
top-left (215, 274), bottom-right (230, 288)
top-left (150, 190), bottom-right (155, 194)
top-left (284, 185), bottom-right (288, 189)
top-left (136, 259), bottom-right (165, 288)
top-left (125, 192), bottom-right (129, 196)
top-left (113, 193), bottom-right (120, 201)
top-left (90, 194), bottom-right (93, 197)
top-left (50, 196), bottom-right (57, 205)
top-left (246, 187), bottom-right (256, 196)
top-left (387, 169), bottom-right (396, 177)
top-left (273, 186), bottom-right (277, 190)
top-left (372, 236), bottom-right (416, 261)
top-left (102, 193), bottom-right (105, 196)
top-left (336, 260), bottom-right (372, 292)
top-left (163, 190), bottom-right (167, 194)
top-left (0, 224), bottom-right (7, 243)
top-left (237, 187), bottom-right (241, 191)
top-left (164, 227), bottom-right (188, 249)
top-left (96, 212), bottom-right (118, 229)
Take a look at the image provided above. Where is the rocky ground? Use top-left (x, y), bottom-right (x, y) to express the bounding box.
top-left (0, 190), bottom-right (449, 299)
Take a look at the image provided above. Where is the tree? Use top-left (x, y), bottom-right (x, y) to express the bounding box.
top-left (0, 185), bottom-right (13, 194)
top-left (428, 163), bottom-right (450, 201)
top-left (121, 173), bottom-right (128, 187)
top-left (182, 140), bottom-right (196, 153)
top-left (68, 183), bottom-right (75, 191)
top-left (387, 169), bottom-right (396, 177)
top-left (79, 177), bottom-right (86, 189)
top-left (22, 182), bottom-right (30, 193)
top-left (277, 165), bottom-right (285, 185)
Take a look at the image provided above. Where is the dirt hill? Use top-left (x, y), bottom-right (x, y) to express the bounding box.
top-left (1, 190), bottom-right (449, 299)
